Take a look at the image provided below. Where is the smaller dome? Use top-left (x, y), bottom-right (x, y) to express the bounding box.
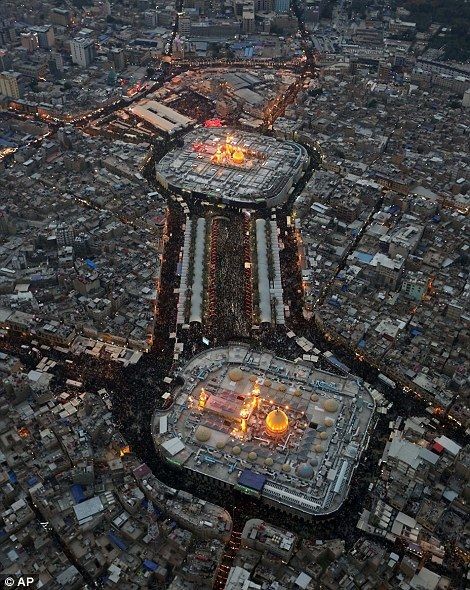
top-left (249, 374), bottom-right (258, 382)
top-left (232, 446), bottom-right (241, 455)
top-left (282, 464), bottom-right (291, 473)
top-left (309, 457), bottom-right (318, 467)
top-left (247, 452), bottom-right (257, 461)
top-left (293, 389), bottom-right (302, 397)
top-left (324, 399), bottom-right (339, 413)
top-left (264, 457), bottom-right (274, 466)
top-left (216, 440), bottom-right (226, 449)
top-left (195, 426), bottom-right (211, 443)
top-left (311, 394), bottom-right (319, 402)
top-left (264, 379), bottom-right (272, 387)
top-left (314, 444), bottom-right (324, 453)
top-left (296, 463), bottom-right (314, 479)
top-left (324, 418), bottom-right (334, 427)
top-left (319, 431), bottom-right (328, 440)
top-left (228, 368), bottom-right (244, 382)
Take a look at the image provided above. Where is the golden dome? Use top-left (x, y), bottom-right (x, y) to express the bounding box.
top-left (265, 409), bottom-right (289, 436)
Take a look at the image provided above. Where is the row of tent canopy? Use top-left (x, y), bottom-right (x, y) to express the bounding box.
top-left (255, 219), bottom-right (285, 325)
top-left (177, 216), bottom-right (285, 326)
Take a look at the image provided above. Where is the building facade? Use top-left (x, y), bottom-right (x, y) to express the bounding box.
top-left (70, 38), bottom-right (96, 68)
top-left (0, 71), bottom-right (24, 99)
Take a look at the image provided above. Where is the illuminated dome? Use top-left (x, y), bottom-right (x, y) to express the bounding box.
top-left (232, 149), bottom-right (245, 164)
top-left (266, 409), bottom-right (289, 436)
top-left (195, 426), bottom-right (211, 443)
top-left (296, 463), bottom-right (314, 479)
top-left (323, 399), bottom-right (339, 413)
top-left (228, 368), bottom-right (244, 382)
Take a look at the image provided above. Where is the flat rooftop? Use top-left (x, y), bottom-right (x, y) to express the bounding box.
top-left (155, 128), bottom-right (309, 207)
top-left (130, 99), bottom-right (194, 134)
top-left (153, 345), bottom-right (375, 517)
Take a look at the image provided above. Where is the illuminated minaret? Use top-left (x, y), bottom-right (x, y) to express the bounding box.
top-left (252, 380), bottom-right (261, 411)
top-left (198, 387), bottom-right (208, 408)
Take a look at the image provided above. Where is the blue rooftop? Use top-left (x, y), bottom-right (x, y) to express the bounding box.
top-left (143, 559), bottom-right (159, 571)
top-left (108, 532), bottom-right (127, 551)
top-left (237, 469), bottom-right (266, 492)
top-left (355, 251), bottom-right (374, 263)
top-left (71, 484), bottom-right (85, 504)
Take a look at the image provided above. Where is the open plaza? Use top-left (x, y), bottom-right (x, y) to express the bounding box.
top-left (152, 344), bottom-right (375, 518)
top-left (155, 127), bottom-right (309, 208)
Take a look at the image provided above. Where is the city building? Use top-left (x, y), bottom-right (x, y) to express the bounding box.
top-left (0, 70), bottom-right (24, 99)
top-left (274, 0), bottom-right (290, 13)
top-left (70, 37), bottom-right (96, 68)
top-left (50, 7), bottom-right (71, 27)
top-left (30, 25), bottom-right (55, 49)
top-left (20, 32), bottom-right (39, 52)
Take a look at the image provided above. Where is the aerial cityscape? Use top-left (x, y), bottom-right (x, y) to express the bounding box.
top-left (0, 0), bottom-right (468, 588)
